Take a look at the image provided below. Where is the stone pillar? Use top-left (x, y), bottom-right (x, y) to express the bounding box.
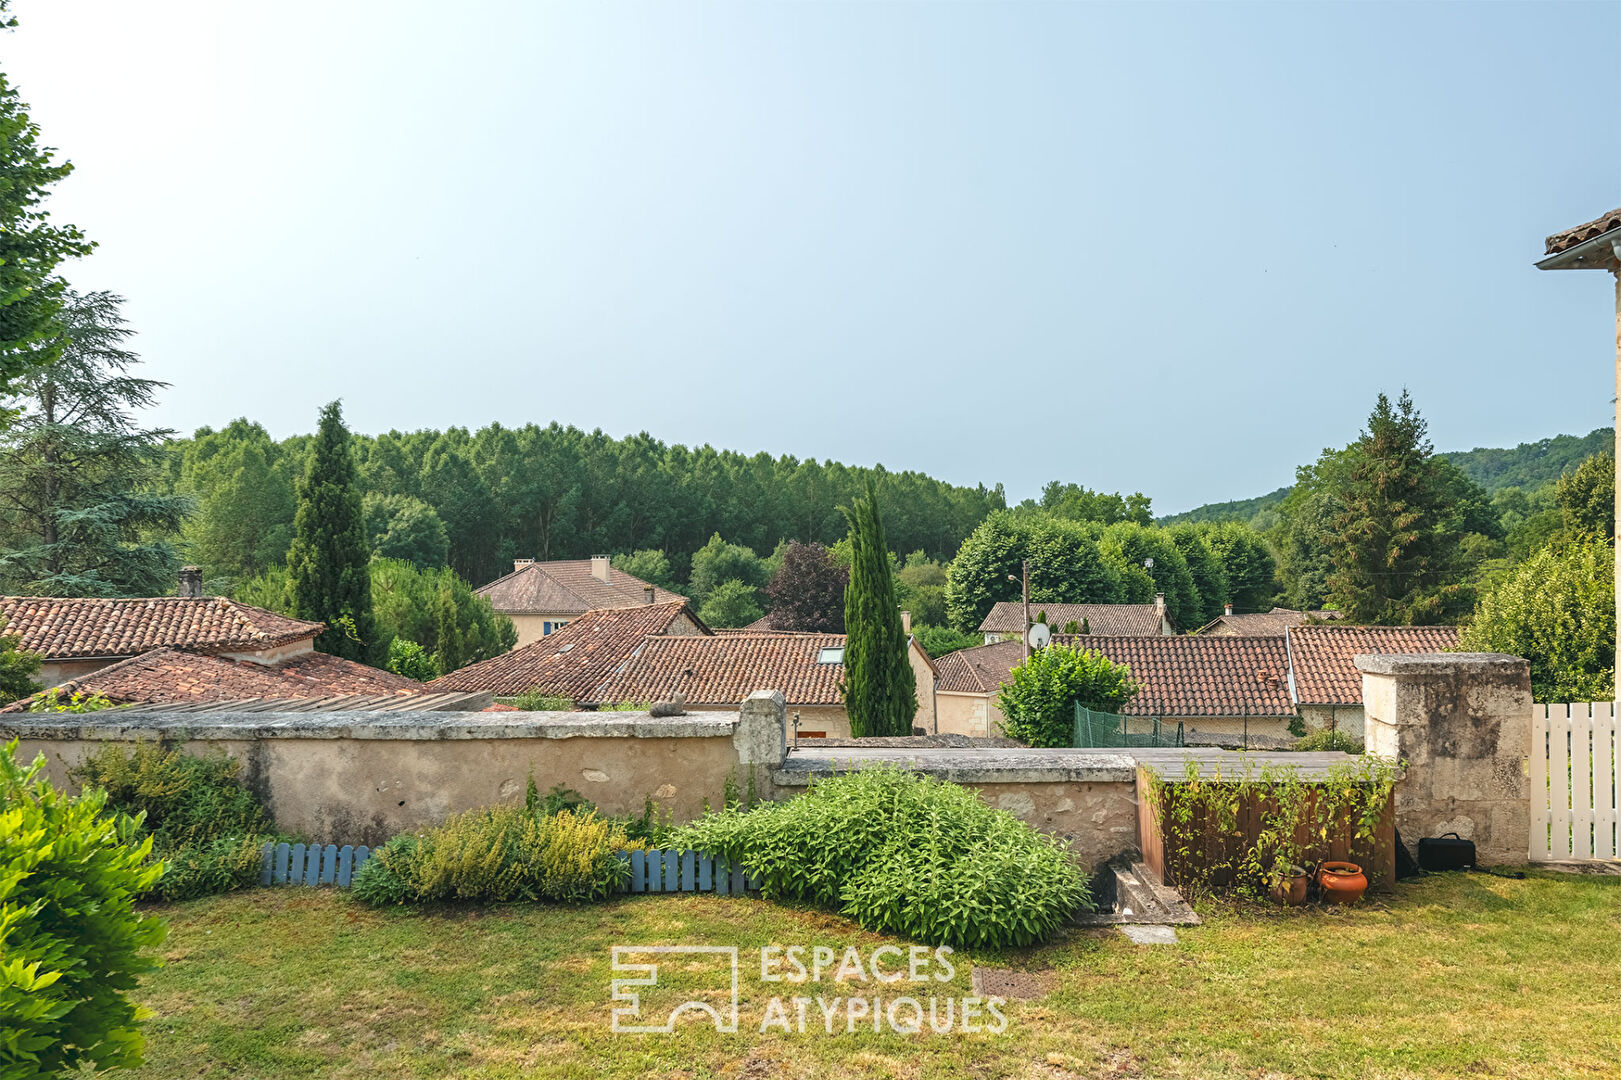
top-left (735, 690), bottom-right (787, 793)
top-left (1357, 653), bottom-right (1531, 866)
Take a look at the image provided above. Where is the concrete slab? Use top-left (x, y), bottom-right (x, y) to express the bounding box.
top-left (1120, 924), bottom-right (1179, 945)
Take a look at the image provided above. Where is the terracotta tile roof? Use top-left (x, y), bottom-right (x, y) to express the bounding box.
top-left (426, 601), bottom-right (703, 699)
top-left (1287, 624), bottom-right (1461, 705)
top-left (1545, 208), bottom-right (1621, 255)
top-left (1195, 608), bottom-right (1340, 637)
top-left (476, 560), bottom-right (685, 615)
top-left (933, 635), bottom-right (1294, 718)
top-left (586, 632), bottom-right (848, 707)
top-left (0, 647), bottom-right (422, 710)
top-left (0, 596), bottom-right (323, 659)
top-left (977, 602), bottom-right (1165, 636)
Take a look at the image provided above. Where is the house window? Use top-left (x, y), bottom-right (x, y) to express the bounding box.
top-left (817, 647), bottom-right (844, 664)
top-left (542, 621), bottom-right (552, 635)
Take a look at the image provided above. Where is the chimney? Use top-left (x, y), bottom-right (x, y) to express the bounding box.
top-left (644, 585), bottom-right (655, 605)
top-left (1154, 593), bottom-right (1166, 619)
top-left (590, 554), bottom-right (611, 583)
top-left (178, 565), bottom-right (203, 599)
top-left (900, 609), bottom-right (911, 635)
top-left (514, 558), bottom-right (534, 573)
top-left (1224, 602), bottom-right (1234, 617)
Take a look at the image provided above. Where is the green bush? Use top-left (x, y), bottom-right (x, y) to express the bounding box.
top-left (1, 741), bottom-right (167, 1077)
top-left (386, 637), bottom-right (439, 680)
top-left (70, 743), bottom-right (283, 901)
top-left (351, 806), bottom-right (642, 906)
top-left (670, 766), bottom-right (1089, 948)
top-left (1291, 728), bottom-right (1363, 754)
top-left (996, 642), bottom-right (1138, 747)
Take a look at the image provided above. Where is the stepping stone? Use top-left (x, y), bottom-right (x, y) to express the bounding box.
top-left (1120, 924), bottom-right (1178, 945)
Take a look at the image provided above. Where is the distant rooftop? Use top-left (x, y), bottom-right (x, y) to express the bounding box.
top-left (476, 558), bottom-right (685, 615)
top-left (0, 595), bottom-right (323, 659)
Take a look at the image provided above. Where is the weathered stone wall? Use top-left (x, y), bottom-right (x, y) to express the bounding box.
top-left (1297, 703), bottom-right (1366, 744)
top-left (1357, 653), bottom-right (1532, 866)
top-left (7, 694), bottom-right (788, 847)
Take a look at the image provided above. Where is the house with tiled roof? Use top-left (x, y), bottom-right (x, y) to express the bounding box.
top-left (477, 556), bottom-right (686, 647)
top-left (1196, 606), bottom-right (1340, 637)
top-left (976, 598), bottom-right (1172, 643)
top-left (433, 600), bottom-right (937, 739)
top-left (0, 647), bottom-right (428, 713)
top-left (934, 634), bottom-right (1296, 739)
top-left (0, 587), bottom-right (325, 687)
top-left (428, 601), bottom-right (708, 703)
top-left (1285, 623), bottom-right (1461, 740)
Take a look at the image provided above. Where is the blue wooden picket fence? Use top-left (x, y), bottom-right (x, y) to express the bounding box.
top-left (258, 841), bottom-right (758, 894)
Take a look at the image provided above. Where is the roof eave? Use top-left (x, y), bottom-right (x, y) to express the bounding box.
top-left (1536, 230), bottom-right (1621, 272)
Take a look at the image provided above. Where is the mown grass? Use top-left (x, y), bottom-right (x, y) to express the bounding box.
top-left (123, 870), bottom-right (1621, 1079)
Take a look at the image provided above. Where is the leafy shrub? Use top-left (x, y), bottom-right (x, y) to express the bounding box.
top-left (352, 806), bottom-right (643, 906)
top-left (386, 637), bottom-right (439, 681)
top-left (71, 743), bottom-right (282, 901)
top-left (506, 691), bottom-right (574, 711)
top-left (996, 642), bottom-right (1138, 747)
top-left (27, 688), bottom-right (117, 713)
top-left (912, 624), bottom-right (980, 659)
top-left (670, 766), bottom-right (1089, 948)
top-left (1292, 728), bottom-right (1363, 754)
top-left (1, 741), bottom-right (167, 1076)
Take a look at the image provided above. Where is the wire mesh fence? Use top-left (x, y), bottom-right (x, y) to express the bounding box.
top-left (1073, 703), bottom-right (1185, 749)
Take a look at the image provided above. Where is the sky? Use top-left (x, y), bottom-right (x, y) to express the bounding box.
top-left (5, 1), bottom-right (1618, 513)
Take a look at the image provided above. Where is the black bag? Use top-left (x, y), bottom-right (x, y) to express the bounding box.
top-left (1393, 828), bottom-right (1422, 879)
top-left (1417, 832), bottom-right (1476, 872)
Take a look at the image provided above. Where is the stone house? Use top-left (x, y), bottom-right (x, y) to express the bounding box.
top-left (0, 583), bottom-right (327, 687)
top-left (934, 634), bottom-right (1295, 740)
top-left (476, 555), bottom-right (686, 647)
top-left (976, 598), bottom-right (1173, 644)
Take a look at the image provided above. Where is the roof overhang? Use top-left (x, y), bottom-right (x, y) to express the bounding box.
top-left (1535, 230), bottom-right (1621, 272)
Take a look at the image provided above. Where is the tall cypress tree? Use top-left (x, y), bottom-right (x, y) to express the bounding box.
top-left (286, 401), bottom-right (376, 661)
top-left (840, 481), bottom-right (916, 737)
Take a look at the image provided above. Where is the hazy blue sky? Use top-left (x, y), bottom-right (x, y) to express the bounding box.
top-left (7, 1), bottom-right (1618, 512)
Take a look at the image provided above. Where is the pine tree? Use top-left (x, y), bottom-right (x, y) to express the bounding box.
top-left (286, 401), bottom-right (376, 660)
top-left (433, 586), bottom-right (464, 674)
top-left (1324, 391), bottom-right (1470, 624)
top-left (0, 6), bottom-right (95, 402)
top-left (840, 481), bottom-right (917, 737)
top-left (0, 291), bottom-right (190, 595)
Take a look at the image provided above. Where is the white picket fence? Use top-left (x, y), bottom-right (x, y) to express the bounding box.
top-left (1531, 702), bottom-right (1620, 863)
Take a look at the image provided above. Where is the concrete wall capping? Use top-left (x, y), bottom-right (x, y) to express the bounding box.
top-left (1353, 652), bottom-right (1528, 677)
top-left (0, 709), bottom-right (744, 743)
top-left (775, 750), bottom-right (1140, 786)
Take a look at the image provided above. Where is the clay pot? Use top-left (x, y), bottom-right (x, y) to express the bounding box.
top-left (1316, 861), bottom-right (1368, 905)
top-left (1269, 866), bottom-right (1311, 906)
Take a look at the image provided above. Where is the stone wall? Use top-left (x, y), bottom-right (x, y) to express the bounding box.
top-left (6, 691), bottom-right (787, 847)
top-left (1357, 653), bottom-right (1532, 866)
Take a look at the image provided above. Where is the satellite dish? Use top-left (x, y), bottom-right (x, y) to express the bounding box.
top-left (1027, 623), bottom-right (1052, 649)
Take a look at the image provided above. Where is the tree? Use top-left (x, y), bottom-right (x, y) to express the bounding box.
top-left (385, 637), bottom-right (438, 681)
top-left (996, 643), bottom-right (1138, 747)
top-left (1036, 482), bottom-right (1153, 525)
top-left (840, 482), bottom-right (917, 737)
top-left (696, 578), bottom-right (763, 629)
top-left (1461, 537), bottom-right (1613, 703)
top-left (1556, 452), bottom-right (1613, 541)
top-left (179, 420), bottom-right (296, 586)
top-left (1166, 523), bottom-right (1229, 626)
top-left (0, 617), bottom-right (41, 703)
top-left (612, 549), bottom-right (680, 593)
top-left (894, 551), bottom-right (948, 628)
top-left (687, 533), bottom-right (767, 604)
top-left (912, 624), bottom-right (980, 659)
top-left (1097, 522), bottom-right (1200, 629)
top-left (363, 492), bottom-right (449, 568)
top-left (0, 291), bottom-right (190, 596)
top-left (419, 437), bottom-right (499, 585)
top-left (762, 541), bottom-right (847, 632)
top-left (944, 511), bottom-right (1125, 631)
top-left (1322, 392), bottom-right (1473, 624)
top-left (286, 401), bottom-right (376, 660)
top-left (1199, 521), bottom-right (1277, 614)
top-left (370, 558), bottom-right (516, 673)
top-left (0, 742), bottom-right (167, 1077)
top-left (0, 7), bottom-right (96, 405)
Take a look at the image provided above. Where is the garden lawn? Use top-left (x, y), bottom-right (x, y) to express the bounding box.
top-left (123, 870), bottom-right (1619, 1079)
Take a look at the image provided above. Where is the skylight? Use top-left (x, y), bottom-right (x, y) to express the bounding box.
top-left (817, 647), bottom-right (844, 665)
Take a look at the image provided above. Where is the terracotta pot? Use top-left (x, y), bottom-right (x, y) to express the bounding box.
top-left (1269, 866), bottom-right (1311, 906)
top-left (1316, 861), bottom-right (1368, 905)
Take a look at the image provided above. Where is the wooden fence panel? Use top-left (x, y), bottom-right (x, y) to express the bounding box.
top-left (1533, 702), bottom-right (1621, 862)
